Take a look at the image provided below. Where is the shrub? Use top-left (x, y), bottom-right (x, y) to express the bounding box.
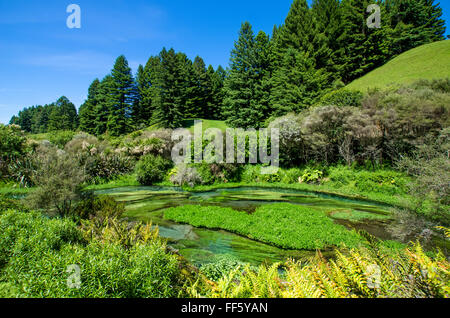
top-left (48, 130), bottom-right (76, 148)
top-left (7, 154), bottom-right (38, 188)
top-left (320, 89), bottom-right (363, 107)
top-left (170, 164), bottom-right (203, 187)
top-left (84, 153), bottom-right (135, 183)
top-left (299, 168), bottom-right (323, 184)
top-left (279, 168), bottom-right (303, 184)
top-left (73, 195), bottom-right (125, 220)
top-left (199, 255), bottom-right (248, 281)
top-left (27, 148), bottom-right (86, 217)
top-left (135, 154), bottom-right (172, 185)
top-left (397, 129), bottom-right (450, 223)
top-left (0, 124), bottom-right (27, 179)
top-left (268, 114), bottom-right (304, 167)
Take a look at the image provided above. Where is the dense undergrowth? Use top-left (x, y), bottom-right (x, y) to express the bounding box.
top-left (0, 199), bottom-right (194, 298)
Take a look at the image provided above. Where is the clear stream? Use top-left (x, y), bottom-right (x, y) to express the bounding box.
top-left (95, 186), bottom-right (403, 266)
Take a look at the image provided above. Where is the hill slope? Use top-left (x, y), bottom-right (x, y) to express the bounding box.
top-left (347, 41), bottom-right (450, 91)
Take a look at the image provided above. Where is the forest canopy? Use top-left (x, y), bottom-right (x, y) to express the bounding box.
top-left (9, 0), bottom-right (447, 134)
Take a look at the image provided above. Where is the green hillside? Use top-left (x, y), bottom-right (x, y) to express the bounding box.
top-left (347, 41), bottom-right (450, 91)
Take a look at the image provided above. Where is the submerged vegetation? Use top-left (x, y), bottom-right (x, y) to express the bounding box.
top-left (164, 204), bottom-right (362, 250)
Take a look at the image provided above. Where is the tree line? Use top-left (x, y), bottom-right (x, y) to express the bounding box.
top-left (10, 0), bottom-right (446, 134)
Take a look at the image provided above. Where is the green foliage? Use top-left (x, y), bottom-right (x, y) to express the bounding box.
top-left (203, 241), bottom-right (449, 298)
top-left (47, 97), bottom-right (79, 131)
top-left (199, 255), bottom-right (248, 281)
top-left (0, 124), bottom-right (28, 182)
top-left (151, 48), bottom-right (191, 129)
top-left (78, 79), bottom-right (101, 134)
top-left (48, 130), bottom-right (76, 148)
top-left (165, 203), bottom-right (362, 250)
top-left (0, 210), bottom-right (183, 298)
top-left (328, 165), bottom-right (409, 196)
top-left (319, 89), bottom-right (363, 107)
top-left (107, 55), bottom-right (137, 136)
top-left (398, 128), bottom-right (450, 223)
top-left (27, 148), bottom-right (86, 217)
top-left (300, 168), bottom-right (323, 184)
top-left (223, 22), bottom-right (271, 128)
top-left (135, 154), bottom-right (172, 185)
top-left (73, 195), bottom-right (124, 220)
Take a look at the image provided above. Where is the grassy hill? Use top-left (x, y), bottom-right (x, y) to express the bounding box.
top-left (347, 40), bottom-right (450, 91)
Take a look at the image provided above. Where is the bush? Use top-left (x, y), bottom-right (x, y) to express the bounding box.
top-left (299, 168), bottom-right (323, 184)
top-left (320, 89), bottom-right (363, 107)
top-left (199, 255), bottom-right (248, 281)
top-left (48, 130), bottom-right (76, 149)
top-left (206, 241), bottom-right (449, 298)
top-left (27, 148), bottom-right (86, 217)
top-left (0, 124), bottom-right (27, 179)
top-left (170, 164), bottom-right (203, 187)
top-left (73, 195), bottom-right (125, 220)
top-left (84, 153), bottom-right (135, 183)
top-left (135, 154), bottom-right (172, 185)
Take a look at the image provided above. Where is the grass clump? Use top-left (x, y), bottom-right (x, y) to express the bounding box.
top-left (164, 203), bottom-right (362, 250)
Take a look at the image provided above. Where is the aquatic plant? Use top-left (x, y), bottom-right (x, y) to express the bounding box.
top-left (164, 203), bottom-right (362, 250)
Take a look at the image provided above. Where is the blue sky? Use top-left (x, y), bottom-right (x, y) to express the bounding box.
top-left (0, 0), bottom-right (449, 124)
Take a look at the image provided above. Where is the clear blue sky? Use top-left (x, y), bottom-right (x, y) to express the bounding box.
top-left (1, 0), bottom-right (449, 124)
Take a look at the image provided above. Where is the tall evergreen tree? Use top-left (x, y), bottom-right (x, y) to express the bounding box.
top-left (151, 48), bottom-right (189, 128)
top-left (205, 65), bottom-right (226, 120)
top-left (334, 0), bottom-right (368, 84)
top-left (48, 96), bottom-right (78, 131)
top-left (223, 22), bottom-right (269, 128)
top-left (189, 56), bottom-right (210, 118)
top-left (107, 55), bottom-right (137, 136)
top-left (134, 56), bottom-right (161, 127)
top-left (79, 79), bottom-right (100, 134)
top-left (270, 48), bottom-right (327, 115)
top-left (95, 75), bottom-right (114, 136)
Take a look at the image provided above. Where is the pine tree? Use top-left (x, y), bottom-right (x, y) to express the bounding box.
top-left (205, 65), bottom-right (225, 120)
top-left (94, 75), bottom-right (114, 136)
top-left (252, 31), bottom-right (272, 120)
top-left (311, 0), bottom-right (342, 78)
top-left (270, 48), bottom-right (327, 115)
top-left (189, 56), bottom-right (210, 118)
top-left (79, 79), bottom-right (100, 134)
top-left (133, 56), bottom-right (161, 127)
top-left (223, 22), bottom-right (269, 128)
top-left (386, 0), bottom-right (446, 56)
top-left (48, 96), bottom-right (78, 131)
top-left (151, 48), bottom-right (188, 129)
top-left (107, 55), bottom-right (137, 136)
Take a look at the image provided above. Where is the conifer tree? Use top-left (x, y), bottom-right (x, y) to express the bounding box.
top-left (189, 56), bottom-right (210, 118)
top-left (48, 96), bottom-right (78, 131)
top-left (151, 48), bottom-right (188, 128)
top-left (106, 55), bottom-right (137, 136)
top-left (270, 48), bottom-right (327, 115)
top-left (94, 75), bottom-right (114, 136)
top-left (206, 65), bottom-right (225, 120)
top-left (79, 79), bottom-right (100, 134)
top-left (223, 22), bottom-right (269, 128)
